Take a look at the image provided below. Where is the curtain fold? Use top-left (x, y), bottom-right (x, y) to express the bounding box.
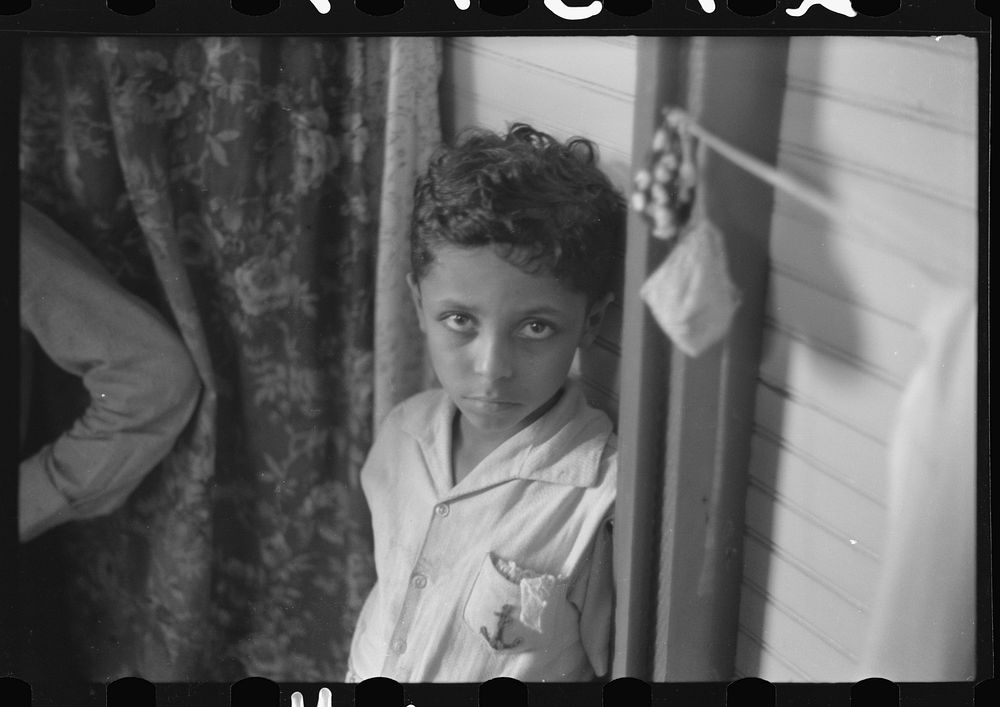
top-left (373, 38), bottom-right (442, 427)
top-left (19, 36), bottom-right (439, 682)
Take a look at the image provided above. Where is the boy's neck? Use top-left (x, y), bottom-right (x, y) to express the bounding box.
top-left (450, 388), bottom-right (565, 487)
top-left (451, 423), bottom-right (486, 487)
top-left (451, 414), bottom-right (504, 486)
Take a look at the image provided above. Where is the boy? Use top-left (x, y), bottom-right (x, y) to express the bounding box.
top-left (347, 124), bottom-right (624, 682)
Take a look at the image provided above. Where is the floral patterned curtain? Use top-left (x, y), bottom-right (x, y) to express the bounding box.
top-left (18, 36), bottom-right (440, 682)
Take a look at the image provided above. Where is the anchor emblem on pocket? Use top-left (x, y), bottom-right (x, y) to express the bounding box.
top-left (479, 603), bottom-right (523, 650)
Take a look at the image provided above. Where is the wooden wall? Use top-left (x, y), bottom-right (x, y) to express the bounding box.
top-left (440, 36), bottom-right (639, 422)
top-left (734, 36), bottom-right (979, 681)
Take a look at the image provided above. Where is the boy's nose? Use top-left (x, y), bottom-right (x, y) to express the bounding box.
top-left (473, 332), bottom-right (514, 381)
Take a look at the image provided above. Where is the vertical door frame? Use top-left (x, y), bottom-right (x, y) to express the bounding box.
top-left (613, 36), bottom-right (789, 681)
top-left (612, 36), bottom-right (689, 681)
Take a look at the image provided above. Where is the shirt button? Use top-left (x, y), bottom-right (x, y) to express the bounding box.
top-left (434, 503), bottom-right (450, 517)
top-left (411, 573), bottom-right (427, 588)
top-left (392, 638), bottom-right (407, 654)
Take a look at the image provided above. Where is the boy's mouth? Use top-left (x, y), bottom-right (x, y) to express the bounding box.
top-left (464, 396), bottom-right (520, 412)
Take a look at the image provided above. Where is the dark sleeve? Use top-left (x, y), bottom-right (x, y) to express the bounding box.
top-left (18, 203), bottom-right (201, 541)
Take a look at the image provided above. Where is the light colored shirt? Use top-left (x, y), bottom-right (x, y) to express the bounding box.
top-left (19, 203), bottom-right (201, 542)
top-left (347, 380), bottom-right (616, 683)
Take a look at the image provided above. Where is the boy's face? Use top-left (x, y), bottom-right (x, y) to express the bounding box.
top-left (408, 244), bottom-right (611, 446)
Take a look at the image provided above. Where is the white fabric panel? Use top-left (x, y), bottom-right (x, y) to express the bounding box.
top-left (858, 285), bottom-right (977, 681)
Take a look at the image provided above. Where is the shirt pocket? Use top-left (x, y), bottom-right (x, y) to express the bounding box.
top-left (462, 552), bottom-right (570, 655)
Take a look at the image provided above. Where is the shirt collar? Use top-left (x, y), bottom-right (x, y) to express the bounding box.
top-left (512, 380), bottom-right (614, 488)
top-left (401, 379), bottom-right (614, 494)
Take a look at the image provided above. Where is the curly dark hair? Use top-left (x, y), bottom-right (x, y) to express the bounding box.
top-left (411, 123), bottom-right (625, 303)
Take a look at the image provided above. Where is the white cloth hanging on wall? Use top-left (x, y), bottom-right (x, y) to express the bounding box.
top-left (639, 219), bottom-right (741, 358)
top-left (858, 282), bottom-right (977, 681)
top-left (632, 108), bottom-right (742, 357)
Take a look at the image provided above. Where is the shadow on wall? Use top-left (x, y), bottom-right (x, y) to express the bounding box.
top-left (737, 38), bottom-right (873, 680)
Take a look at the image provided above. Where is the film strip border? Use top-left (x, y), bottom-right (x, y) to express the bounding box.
top-left (0, 1), bottom-right (992, 34)
top-left (1, 675), bottom-right (997, 706)
top-left (0, 6), bottom-right (991, 707)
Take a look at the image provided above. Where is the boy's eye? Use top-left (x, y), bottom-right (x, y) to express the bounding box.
top-left (442, 313), bottom-right (475, 332)
top-left (518, 320), bottom-right (555, 340)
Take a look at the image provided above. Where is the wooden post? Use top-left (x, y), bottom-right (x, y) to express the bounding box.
top-left (650, 36), bottom-right (790, 681)
top-left (612, 36), bottom-right (689, 680)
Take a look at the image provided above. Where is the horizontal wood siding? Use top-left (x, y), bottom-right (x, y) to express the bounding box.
top-left (442, 37), bottom-right (639, 422)
top-left (735, 36), bottom-right (979, 681)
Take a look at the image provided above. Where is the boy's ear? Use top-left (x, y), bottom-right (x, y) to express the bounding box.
top-left (406, 273), bottom-right (427, 332)
top-left (580, 293), bottom-right (614, 348)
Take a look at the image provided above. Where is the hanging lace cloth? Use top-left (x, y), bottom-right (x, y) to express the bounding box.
top-left (632, 109), bottom-right (741, 358)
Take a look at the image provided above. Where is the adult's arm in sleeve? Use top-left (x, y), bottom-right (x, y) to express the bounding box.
top-left (18, 204), bottom-right (201, 542)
